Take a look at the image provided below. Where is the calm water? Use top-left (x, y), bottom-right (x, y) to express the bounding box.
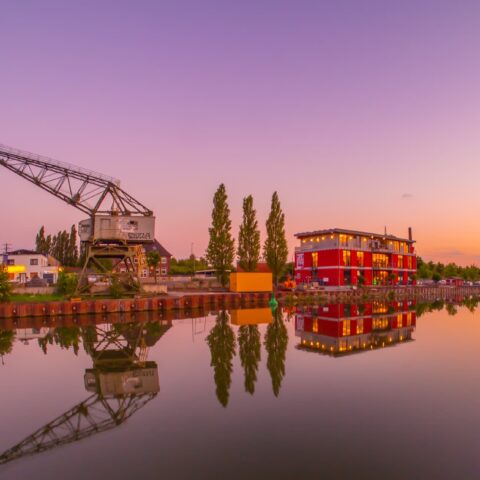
top-left (1, 299), bottom-right (480, 479)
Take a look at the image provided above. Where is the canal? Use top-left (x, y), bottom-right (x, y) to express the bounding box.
top-left (1, 299), bottom-right (479, 479)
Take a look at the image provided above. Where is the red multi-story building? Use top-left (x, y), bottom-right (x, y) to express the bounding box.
top-left (295, 301), bottom-right (416, 355)
top-left (294, 228), bottom-right (416, 287)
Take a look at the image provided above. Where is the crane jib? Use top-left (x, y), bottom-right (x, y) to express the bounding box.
top-left (0, 144), bottom-right (153, 219)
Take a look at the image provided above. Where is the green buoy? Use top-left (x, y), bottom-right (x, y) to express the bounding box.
top-left (269, 292), bottom-right (278, 309)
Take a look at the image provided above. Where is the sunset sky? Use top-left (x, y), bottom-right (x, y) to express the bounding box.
top-left (1, 0), bottom-right (479, 265)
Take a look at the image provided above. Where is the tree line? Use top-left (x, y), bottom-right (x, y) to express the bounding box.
top-left (417, 257), bottom-right (480, 282)
top-left (206, 184), bottom-right (288, 286)
top-left (35, 225), bottom-right (80, 267)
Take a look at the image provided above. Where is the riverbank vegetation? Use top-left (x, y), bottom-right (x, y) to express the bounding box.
top-left (417, 257), bottom-right (480, 282)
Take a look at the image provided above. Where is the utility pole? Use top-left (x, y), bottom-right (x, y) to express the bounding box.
top-left (2, 243), bottom-right (11, 268)
top-left (191, 242), bottom-right (196, 276)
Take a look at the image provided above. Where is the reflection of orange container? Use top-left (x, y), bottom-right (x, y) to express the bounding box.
top-left (229, 273), bottom-right (272, 293)
top-left (230, 308), bottom-right (272, 325)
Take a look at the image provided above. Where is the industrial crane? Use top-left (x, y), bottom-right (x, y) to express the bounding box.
top-left (0, 143), bottom-right (156, 291)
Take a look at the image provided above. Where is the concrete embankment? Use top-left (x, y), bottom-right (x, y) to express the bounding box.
top-left (0, 286), bottom-right (478, 320)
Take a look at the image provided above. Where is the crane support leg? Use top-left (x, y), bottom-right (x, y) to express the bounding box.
top-left (77, 243), bottom-right (144, 295)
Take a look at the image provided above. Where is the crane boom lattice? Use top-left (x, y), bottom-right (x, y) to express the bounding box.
top-left (0, 144), bottom-right (152, 217)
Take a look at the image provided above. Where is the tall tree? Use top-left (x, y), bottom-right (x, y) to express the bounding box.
top-left (206, 311), bottom-right (236, 407)
top-left (238, 324), bottom-right (261, 395)
top-left (45, 234), bottom-right (52, 256)
top-left (68, 224), bottom-right (79, 266)
top-left (237, 195), bottom-right (261, 272)
top-left (264, 192), bottom-right (288, 285)
top-left (35, 226), bottom-right (48, 254)
top-left (264, 308), bottom-right (288, 397)
top-left (206, 184), bottom-right (235, 287)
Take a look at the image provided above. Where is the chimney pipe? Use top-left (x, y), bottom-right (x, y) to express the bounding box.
top-left (408, 227), bottom-right (413, 241)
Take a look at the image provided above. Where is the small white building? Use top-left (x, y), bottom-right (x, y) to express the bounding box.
top-left (5, 250), bottom-right (60, 284)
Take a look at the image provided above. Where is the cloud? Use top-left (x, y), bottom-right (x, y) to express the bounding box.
top-left (401, 193), bottom-right (413, 199)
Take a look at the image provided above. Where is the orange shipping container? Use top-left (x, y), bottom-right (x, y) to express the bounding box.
top-left (229, 272), bottom-right (272, 293)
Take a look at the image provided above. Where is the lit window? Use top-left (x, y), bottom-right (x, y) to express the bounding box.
top-left (312, 319), bottom-right (318, 333)
top-left (397, 314), bottom-right (403, 328)
top-left (343, 250), bottom-right (351, 266)
top-left (312, 252), bottom-right (318, 268)
top-left (357, 251), bottom-right (364, 267)
top-left (398, 255), bottom-right (403, 269)
top-left (356, 319), bottom-right (364, 334)
top-left (342, 320), bottom-right (351, 336)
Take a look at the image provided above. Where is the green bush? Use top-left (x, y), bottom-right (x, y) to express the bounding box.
top-left (56, 271), bottom-right (78, 296)
top-left (109, 277), bottom-right (125, 298)
top-left (0, 270), bottom-right (13, 303)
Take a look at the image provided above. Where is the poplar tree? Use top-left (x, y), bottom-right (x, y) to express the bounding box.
top-left (264, 191), bottom-right (288, 285)
top-left (206, 184), bottom-right (235, 287)
top-left (68, 225), bottom-right (79, 266)
top-left (237, 195), bottom-right (261, 272)
top-left (35, 226), bottom-right (49, 254)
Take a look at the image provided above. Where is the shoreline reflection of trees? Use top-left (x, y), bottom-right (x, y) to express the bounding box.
top-left (37, 322), bottom-right (169, 357)
top-left (206, 309), bottom-right (289, 405)
top-left (38, 326), bottom-right (82, 355)
top-left (238, 324), bottom-right (261, 395)
top-left (206, 310), bottom-right (236, 407)
top-left (264, 308), bottom-right (288, 397)
top-left (414, 297), bottom-right (478, 318)
top-left (0, 330), bottom-right (15, 357)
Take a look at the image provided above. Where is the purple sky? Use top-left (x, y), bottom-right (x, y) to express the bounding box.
top-left (1, 0), bottom-right (480, 264)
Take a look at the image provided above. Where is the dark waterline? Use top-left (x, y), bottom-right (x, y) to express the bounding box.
top-left (1, 299), bottom-right (479, 479)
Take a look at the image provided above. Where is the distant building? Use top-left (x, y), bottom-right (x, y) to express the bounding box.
top-left (294, 228), bottom-right (417, 287)
top-left (143, 240), bottom-right (172, 278)
top-left (444, 277), bottom-right (464, 287)
top-left (116, 240), bottom-right (172, 279)
top-left (4, 250), bottom-right (60, 284)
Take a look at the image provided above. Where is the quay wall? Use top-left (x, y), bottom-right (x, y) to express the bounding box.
top-left (0, 286), bottom-right (478, 320)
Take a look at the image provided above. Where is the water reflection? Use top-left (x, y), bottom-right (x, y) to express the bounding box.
top-left (264, 308), bottom-right (288, 396)
top-left (238, 324), bottom-right (261, 395)
top-left (0, 319), bottom-right (170, 466)
top-left (206, 311), bottom-right (236, 407)
top-left (295, 301), bottom-right (417, 355)
top-left (1, 297), bottom-right (480, 477)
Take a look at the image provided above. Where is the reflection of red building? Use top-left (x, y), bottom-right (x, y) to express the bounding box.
top-left (295, 301), bottom-right (416, 355)
top-left (294, 228), bottom-right (417, 287)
